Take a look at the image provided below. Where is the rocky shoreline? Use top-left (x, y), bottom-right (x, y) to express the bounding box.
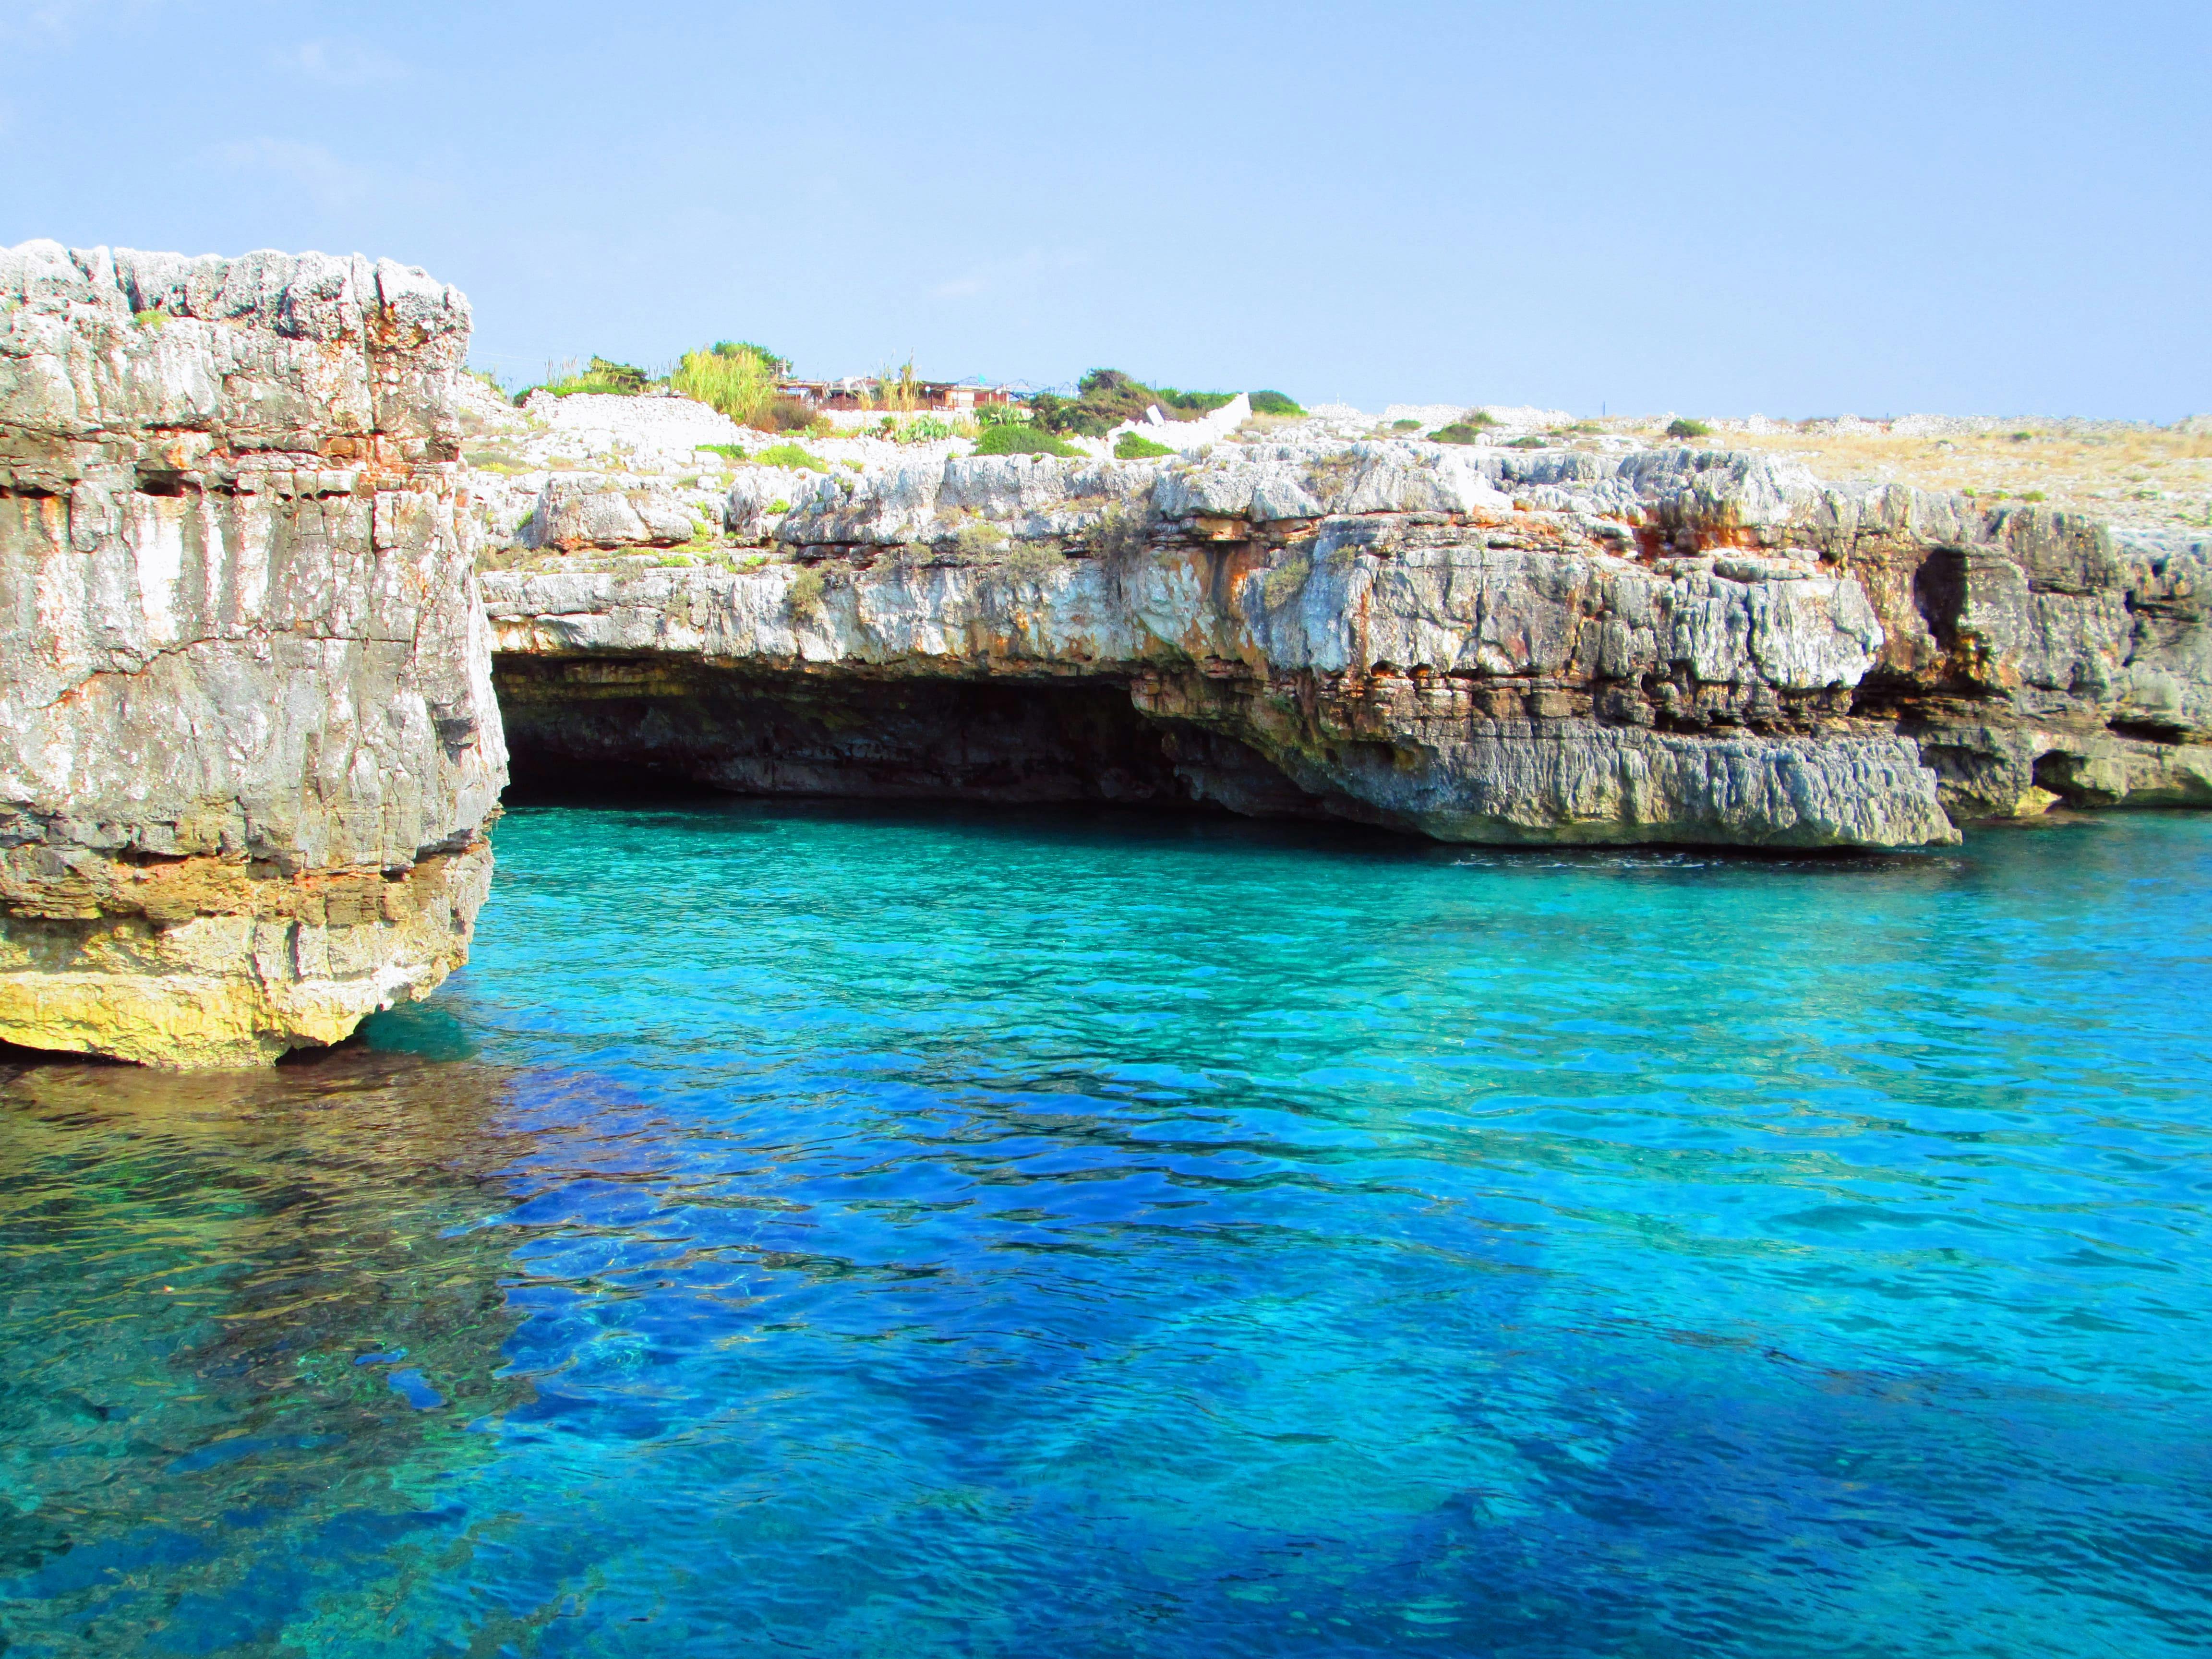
top-left (4, 240), bottom-right (2206, 1065)
top-left (482, 443), bottom-right (2207, 843)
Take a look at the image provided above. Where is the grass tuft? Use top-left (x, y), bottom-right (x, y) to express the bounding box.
top-left (751, 443), bottom-right (827, 472)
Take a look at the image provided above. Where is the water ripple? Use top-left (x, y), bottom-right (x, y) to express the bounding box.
top-left (2, 805), bottom-right (2209, 1656)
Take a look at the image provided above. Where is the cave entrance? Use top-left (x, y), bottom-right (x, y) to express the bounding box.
top-left (492, 655), bottom-right (1324, 818)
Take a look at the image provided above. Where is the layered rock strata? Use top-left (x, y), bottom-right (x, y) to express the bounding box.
top-left (0, 241), bottom-right (507, 1067)
top-left (484, 442), bottom-right (2206, 847)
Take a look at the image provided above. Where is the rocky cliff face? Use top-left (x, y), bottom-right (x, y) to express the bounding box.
top-left (0, 241), bottom-right (507, 1067)
top-left (481, 442), bottom-right (2206, 848)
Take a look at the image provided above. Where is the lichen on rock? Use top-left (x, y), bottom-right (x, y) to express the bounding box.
top-left (0, 240), bottom-right (508, 1067)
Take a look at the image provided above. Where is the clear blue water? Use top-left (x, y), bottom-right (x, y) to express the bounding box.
top-left (4, 803), bottom-right (2211, 1657)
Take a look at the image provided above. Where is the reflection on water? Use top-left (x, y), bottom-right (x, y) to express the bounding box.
top-left (0, 1049), bottom-right (543, 1652)
top-left (3, 804), bottom-right (2211, 1656)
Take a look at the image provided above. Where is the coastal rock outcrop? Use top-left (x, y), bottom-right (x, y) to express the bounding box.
top-left (482, 440), bottom-right (2209, 846)
top-left (0, 241), bottom-right (507, 1067)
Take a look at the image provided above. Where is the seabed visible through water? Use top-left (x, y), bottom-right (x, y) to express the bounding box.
top-left (4, 803), bottom-right (2210, 1657)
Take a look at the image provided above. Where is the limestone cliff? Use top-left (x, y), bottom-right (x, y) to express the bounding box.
top-left (483, 441), bottom-right (2208, 848)
top-left (0, 241), bottom-right (507, 1067)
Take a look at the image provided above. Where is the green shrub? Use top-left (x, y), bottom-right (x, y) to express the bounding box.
top-left (2021, 489), bottom-right (2048, 502)
top-left (976, 424), bottom-right (1083, 457)
top-left (2010, 430), bottom-right (2035, 442)
top-left (1154, 387), bottom-right (1237, 415)
top-left (975, 402), bottom-right (1033, 428)
top-left (1665, 418), bottom-right (1712, 439)
top-left (899, 414), bottom-right (956, 444)
top-left (1391, 419), bottom-right (1421, 432)
top-left (752, 443), bottom-right (827, 472)
top-left (132, 308), bottom-right (168, 330)
top-left (1114, 431), bottom-right (1175, 459)
top-left (1033, 369), bottom-right (1233, 436)
top-left (1506, 434), bottom-right (1550, 449)
top-left (1431, 423), bottom-right (1488, 445)
top-left (697, 443), bottom-right (747, 462)
top-left (766, 497), bottom-right (791, 515)
top-left (1249, 391), bottom-right (1304, 417)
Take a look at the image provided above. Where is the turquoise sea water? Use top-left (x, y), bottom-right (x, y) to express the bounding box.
top-left (4, 803), bottom-right (2211, 1657)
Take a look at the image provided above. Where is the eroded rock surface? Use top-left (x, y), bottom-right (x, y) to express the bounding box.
top-left (481, 437), bottom-right (2212, 848)
top-left (523, 474), bottom-right (703, 552)
top-left (0, 240), bottom-right (507, 1066)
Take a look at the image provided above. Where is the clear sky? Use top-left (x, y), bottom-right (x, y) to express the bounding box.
top-left (5, 0), bottom-right (2207, 419)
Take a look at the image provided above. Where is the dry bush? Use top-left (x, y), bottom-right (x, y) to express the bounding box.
top-left (787, 565), bottom-right (827, 622)
top-left (954, 519), bottom-right (1010, 560)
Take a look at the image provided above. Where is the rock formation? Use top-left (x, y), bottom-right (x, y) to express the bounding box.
top-left (523, 475), bottom-right (704, 552)
top-left (481, 443), bottom-right (2206, 848)
top-left (6, 237), bottom-right (2205, 1059)
top-left (0, 241), bottom-right (507, 1067)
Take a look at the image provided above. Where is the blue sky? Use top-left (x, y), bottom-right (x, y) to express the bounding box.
top-left (4, 0), bottom-right (2206, 418)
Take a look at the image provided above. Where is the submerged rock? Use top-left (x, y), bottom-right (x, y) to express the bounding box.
top-left (0, 240), bottom-right (507, 1067)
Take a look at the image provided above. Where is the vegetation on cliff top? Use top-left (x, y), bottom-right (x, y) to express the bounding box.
top-left (498, 347), bottom-right (1299, 451)
top-left (509, 342), bottom-right (817, 433)
top-left (671, 341), bottom-right (810, 431)
top-left (528, 356), bottom-right (658, 399)
top-left (1431, 411), bottom-right (1498, 445)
